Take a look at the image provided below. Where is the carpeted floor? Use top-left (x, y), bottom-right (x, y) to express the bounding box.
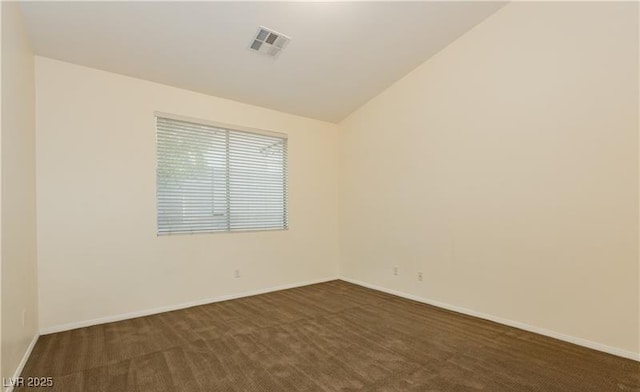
top-left (17, 280), bottom-right (640, 391)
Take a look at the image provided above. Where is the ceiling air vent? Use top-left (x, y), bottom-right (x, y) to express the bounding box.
top-left (249, 26), bottom-right (290, 58)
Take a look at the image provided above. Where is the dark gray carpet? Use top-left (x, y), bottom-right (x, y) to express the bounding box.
top-left (17, 280), bottom-right (640, 391)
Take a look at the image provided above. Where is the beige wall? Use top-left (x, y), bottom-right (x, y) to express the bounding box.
top-left (339, 2), bottom-right (639, 356)
top-left (25, 1), bottom-right (640, 361)
top-left (1, 1), bottom-right (38, 382)
top-left (35, 57), bottom-right (341, 331)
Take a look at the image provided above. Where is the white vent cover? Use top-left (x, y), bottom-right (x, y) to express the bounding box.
top-left (249, 26), bottom-right (290, 58)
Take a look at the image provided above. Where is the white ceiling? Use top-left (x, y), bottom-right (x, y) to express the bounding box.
top-left (20, 1), bottom-right (506, 123)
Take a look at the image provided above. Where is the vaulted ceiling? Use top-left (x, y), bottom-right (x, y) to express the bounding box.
top-left (20, 1), bottom-right (506, 122)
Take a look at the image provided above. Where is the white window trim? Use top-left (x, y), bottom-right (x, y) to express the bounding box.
top-left (154, 111), bottom-right (288, 140)
top-left (155, 112), bottom-right (289, 236)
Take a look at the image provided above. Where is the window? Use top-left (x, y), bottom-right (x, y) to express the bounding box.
top-left (156, 115), bottom-right (288, 234)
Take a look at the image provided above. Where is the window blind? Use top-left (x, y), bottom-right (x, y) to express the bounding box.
top-left (156, 116), bottom-right (288, 234)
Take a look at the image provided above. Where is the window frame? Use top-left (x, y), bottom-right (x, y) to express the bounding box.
top-left (155, 112), bottom-right (289, 235)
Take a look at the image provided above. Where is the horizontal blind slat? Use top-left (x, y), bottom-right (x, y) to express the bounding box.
top-left (157, 116), bottom-right (288, 234)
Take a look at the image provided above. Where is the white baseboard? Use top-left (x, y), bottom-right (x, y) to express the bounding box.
top-left (40, 276), bottom-right (339, 335)
top-left (4, 333), bottom-right (39, 392)
top-left (37, 275), bottom-right (640, 363)
top-left (339, 277), bottom-right (640, 362)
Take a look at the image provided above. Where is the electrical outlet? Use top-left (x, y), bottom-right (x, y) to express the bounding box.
top-left (418, 272), bottom-right (423, 282)
top-left (234, 269), bottom-right (240, 278)
top-left (393, 266), bottom-right (399, 276)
